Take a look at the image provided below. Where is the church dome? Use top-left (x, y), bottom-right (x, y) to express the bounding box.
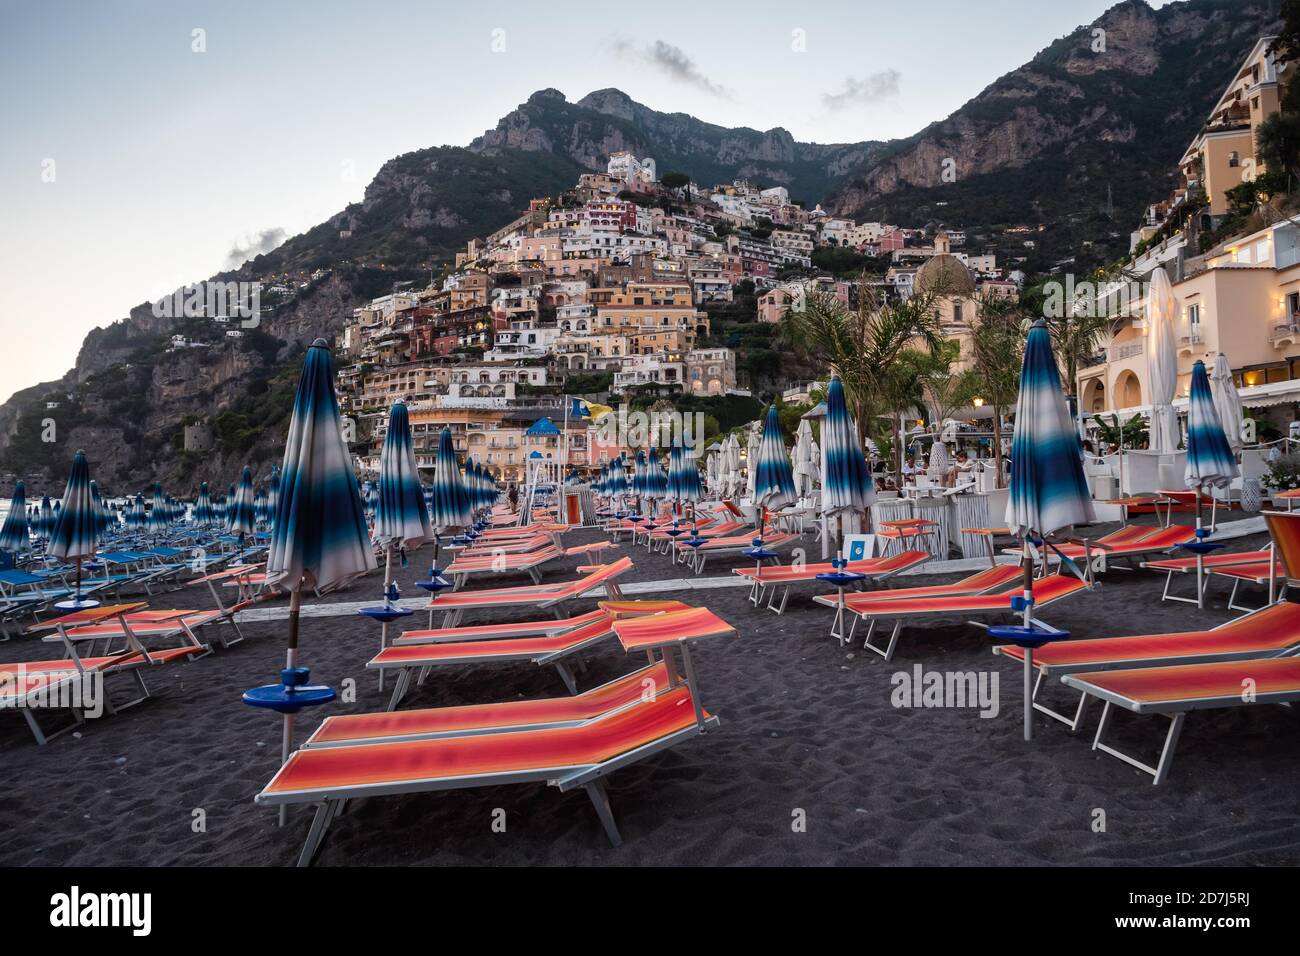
top-left (915, 254), bottom-right (976, 295)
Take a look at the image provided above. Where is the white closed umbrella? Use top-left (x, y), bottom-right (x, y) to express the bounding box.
top-left (1145, 268), bottom-right (1180, 454)
top-left (1210, 352), bottom-right (1244, 454)
top-left (744, 421), bottom-right (761, 499)
top-left (793, 418), bottom-right (818, 496)
top-left (724, 433), bottom-right (742, 498)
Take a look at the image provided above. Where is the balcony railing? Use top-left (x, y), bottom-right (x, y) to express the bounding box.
top-left (1272, 322), bottom-right (1300, 344)
top-left (1109, 342), bottom-right (1145, 362)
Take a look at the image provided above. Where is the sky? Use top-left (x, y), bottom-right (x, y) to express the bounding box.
top-left (0, 0), bottom-right (1170, 403)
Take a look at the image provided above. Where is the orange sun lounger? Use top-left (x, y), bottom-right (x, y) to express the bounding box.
top-left (817, 573), bottom-right (1089, 660)
top-left (1141, 549), bottom-right (1273, 604)
top-left (1040, 524), bottom-right (1195, 576)
top-left (993, 599), bottom-right (1300, 732)
top-left (1, 604), bottom-right (208, 744)
top-left (374, 599), bottom-right (690, 705)
top-left (736, 549), bottom-right (934, 614)
top-left (424, 557), bottom-right (633, 628)
top-left (1061, 656), bottom-right (1300, 785)
top-left (680, 531), bottom-right (799, 575)
top-left (257, 606), bottom-right (734, 865)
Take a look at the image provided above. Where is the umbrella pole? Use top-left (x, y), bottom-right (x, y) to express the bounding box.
top-left (1022, 537), bottom-right (1034, 742)
top-left (75, 556), bottom-right (82, 604)
top-left (380, 544), bottom-right (393, 692)
top-left (280, 587), bottom-right (303, 827)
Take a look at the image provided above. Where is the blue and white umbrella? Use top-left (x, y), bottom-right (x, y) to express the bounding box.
top-left (193, 482), bottom-right (214, 526)
top-left (148, 482), bottom-right (169, 535)
top-left (646, 447), bottom-right (668, 501)
top-left (38, 495), bottom-right (53, 539)
top-left (426, 427), bottom-right (471, 578)
top-left (606, 453), bottom-right (629, 507)
top-left (0, 481), bottom-right (29, 556)
top-left (429, 428), bottom-right (471, 532)
top-left (754, 404), bottom-right (797, 517)
top-left (822, 375), bottom-right (876, 519)
top-left (1185, 359), bottom-right (1240, 498)
top-left (267, 466), bottom-right (281, 531)
top-left (228, 465), bottom-right (257, 537)
top-left (375, 402), bottom-right (432, 551)
top-left (254, 487), bottom-right (268, 528)
top-left (1003, 318), bottom-right (1095, 739)
top-left (49, 450), bottom-right (100, 607)
top-left (266, 338), bottom-right (375, 595)
top-left (260, 339), bottom-right (375, 798)
top-left (127, 494), bottom-right (146, 530)
top-left (1005, 320), bottom-right (1095, 540)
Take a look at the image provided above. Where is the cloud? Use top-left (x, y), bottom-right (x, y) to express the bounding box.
top-left (821, 70), bottom-right (902, 110)
top-left (224, 227), bottom-right (287, 269)
top-left (612, 37), bottom-right (732, 99)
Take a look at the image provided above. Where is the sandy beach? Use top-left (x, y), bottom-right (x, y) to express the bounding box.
top-left (3, 519), bottom-right (1299, 868)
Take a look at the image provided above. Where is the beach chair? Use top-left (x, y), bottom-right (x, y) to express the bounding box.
top-left (1206, 510), bottom-right (1300, 611)
top-left (306, 662), bottom-right (674, 747)
top-left (1062, 657), bottom-right (1300, 784)
top-left (1142, 549), bottom-right (1273, 604)
top-left (1, 603), bottom-right (208, 744)
top-left (424, 557), bottom-right (634, 628)
top-left (821, 573), bottom-right (1089, 659)
top-left (375, 600), bottom-right (689, 705)
top-left (185, 564), bottom-right (265, 645)
top-left (736, 549), bottom-right (934, 614)
top-left (682, 531), bottom-right (800, 575)
top-left (1040, 524), bottom-right (1195, 577)
top-left (993, 599), bottom-right (1300, 732)
top-left (446, 543), bottom-right (565, 587)
top-left (259, 606), bottom-right (732, 865)
top-left (32, 607), bottom-right (217, 659)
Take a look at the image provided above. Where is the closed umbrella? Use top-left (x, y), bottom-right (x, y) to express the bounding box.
top-left (792, 418), bottom-right (817, 497)
top-left (744, 421), bottom-right (761, 500)
top-left (1210, 352), bottom-right (1244, 455)
top-left (228, 466), bottom-right (257, 538)
top-left (369, 402), bottom-right (432, 687)
top-left (754, 404), bottom-right (797, 520)
top-left (258, 339), bottom-right (375, 820)
top-left (0, 481), bottom-right (29, 557)
top-left (426, 426), bottom-right (472, 580)
top-left (1185, 358), bottom-right (1241, 604)
top-left (724, 433), bottom-right (742, 499)
top-left (38, 496), bottom-right (53, 540)
top-left (148, 482), bottom-right (168, 536)
top-left (1004, 318), bottom-right (1096, 739)
top-left (1145, 267), bottom-right (1179, 455)
top-left (646, 447), bottom-right (668, 502)
top-left (822, 375), bottom-right (876, 518)
top-left (267, 466), bottom-right (281, 531)
top-left (193, 482), bottom-right (214, 526)
top-left (254, 488), bottom-right (268, 528)
top-left (48, 450), bottom-right (100, 608)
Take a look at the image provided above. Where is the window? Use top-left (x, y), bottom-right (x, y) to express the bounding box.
top-left (952, 302), bottom-right (963, 324)
top-left (1188, 303), bottom-right (1201, 339)
top-left (1289, 292), bottom-right (1300, 322)
top-left (1228, 151), bottom-right (1240, 168)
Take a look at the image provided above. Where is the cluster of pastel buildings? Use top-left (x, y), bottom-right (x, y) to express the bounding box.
top-left (1082, 36), bottom-right (1300, 430)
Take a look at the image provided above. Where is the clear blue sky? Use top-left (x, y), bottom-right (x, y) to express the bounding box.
top-left (0, 0), bottom-right (1167, 400)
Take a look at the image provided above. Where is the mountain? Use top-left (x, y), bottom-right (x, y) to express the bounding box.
top-left (826, 0), bottom-right (1282, 265)
top-left (469, 87), bottom-right (885, 205)
top-left (0, 0), bottom-right (1280, 493)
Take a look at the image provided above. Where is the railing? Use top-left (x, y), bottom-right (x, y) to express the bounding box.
top-left (1109, 342), bottom-right (1145, 362)
top-left (1272, 322), bottom-right (1300, 342)
top-left (1178, 331), bottom-right (1203, 347)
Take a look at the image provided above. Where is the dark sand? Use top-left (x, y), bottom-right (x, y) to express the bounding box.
top-left (3, 520), bottom-right (1299, 867)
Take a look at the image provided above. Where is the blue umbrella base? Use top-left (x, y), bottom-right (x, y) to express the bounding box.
top-left (416, 576), bottom-right (454, 593)
top-left (987, 624), bottom-right (1070, 649)
top-left (54, 598), bottom-right (101, 612)
top-left (243, 668), bottom-right (336, 714)
top-left (1178, 541), bottom-right (1224, 556)
top-left (357, 604), bottom-right (415, 623)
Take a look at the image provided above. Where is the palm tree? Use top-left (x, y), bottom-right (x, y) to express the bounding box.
top-left (779, 281), bottom-right (943, 474)
top-left (965, 293), bottom-right (1027, 487)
